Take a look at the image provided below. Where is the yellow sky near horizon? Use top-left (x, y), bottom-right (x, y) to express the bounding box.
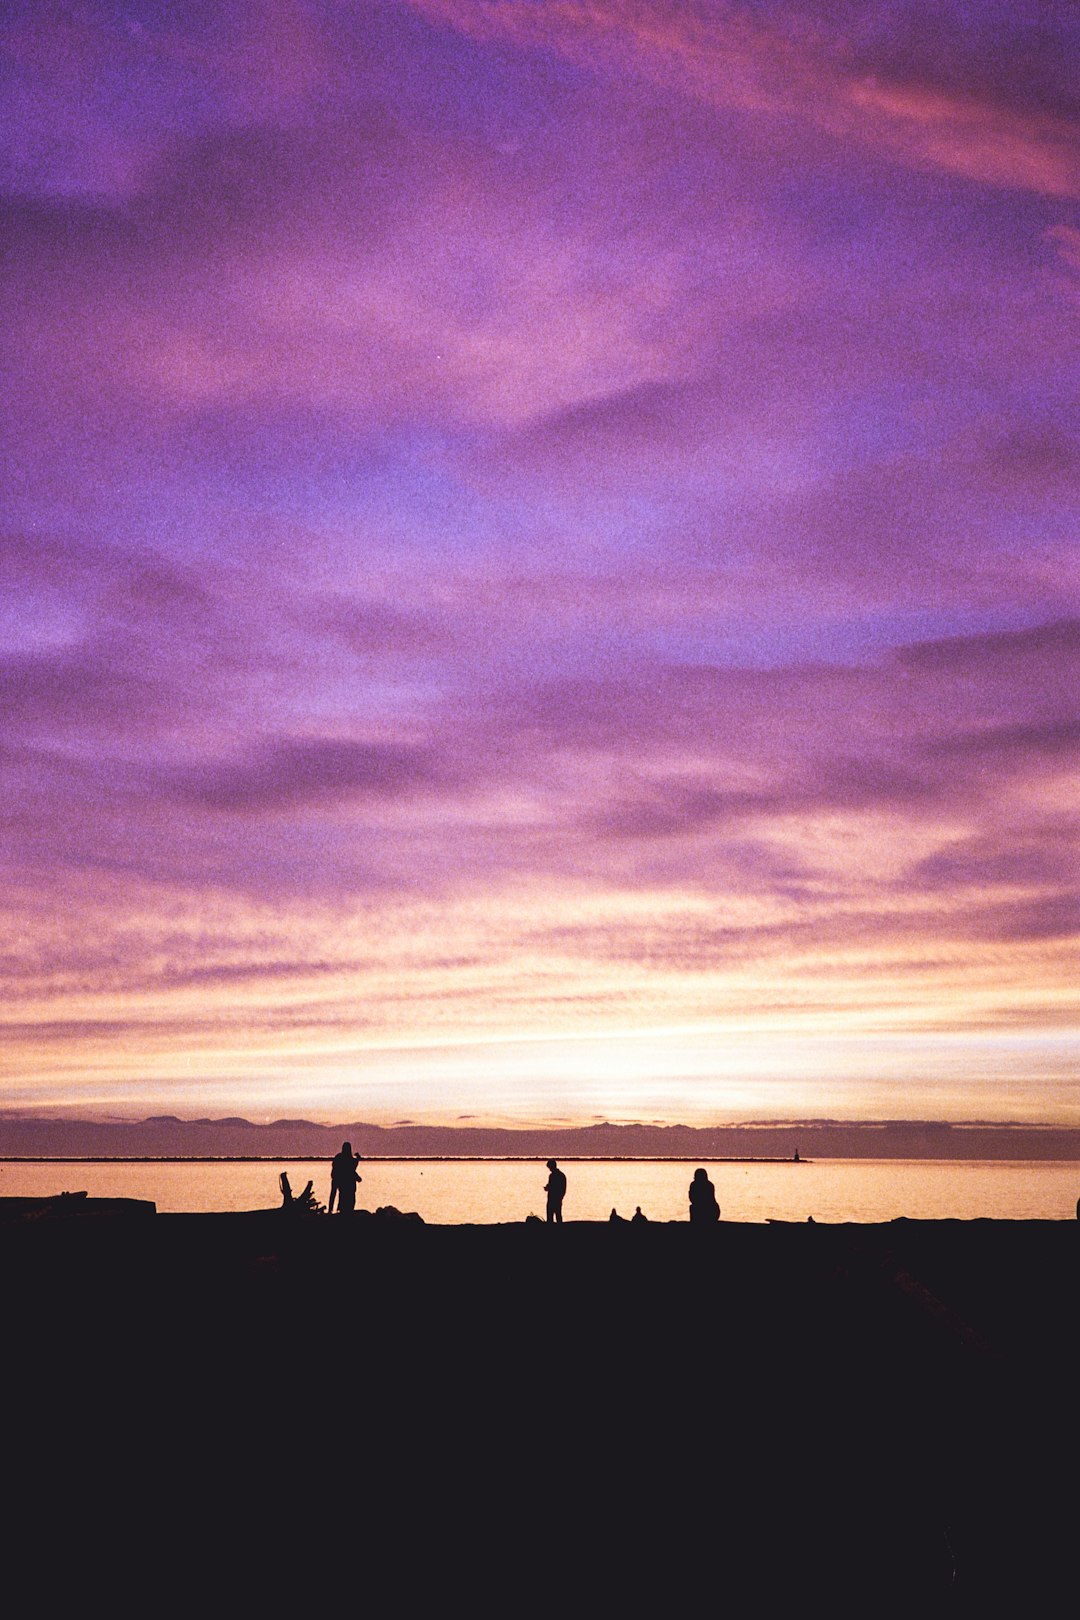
top-left (4, 868), bottom-right (1078, 1126)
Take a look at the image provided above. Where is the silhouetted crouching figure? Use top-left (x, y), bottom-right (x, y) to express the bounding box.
top-left (631, 1205), bottom-right (648, 1224)
top-left (545, 1158), bottom-right (567, 1224)
top-left (329, 1142), bottom-right (362, 1215)
top-left (688, 1168), bottom-right (720, 1225)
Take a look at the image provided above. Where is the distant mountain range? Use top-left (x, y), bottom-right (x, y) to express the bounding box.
top-left (2, 1115), bottom-right (1079, 1160)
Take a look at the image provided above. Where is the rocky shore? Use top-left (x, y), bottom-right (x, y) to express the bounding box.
top-left (6, 1214), bottom-right (1077, 1609)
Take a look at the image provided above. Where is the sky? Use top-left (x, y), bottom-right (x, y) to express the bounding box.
top-left (2, 0), bottom-right (1079, 1128)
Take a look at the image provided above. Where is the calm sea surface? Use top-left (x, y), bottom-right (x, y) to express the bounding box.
top-left (2, 1158), bottom-right (1078, 1222)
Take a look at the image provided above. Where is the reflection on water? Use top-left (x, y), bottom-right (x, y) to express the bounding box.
top-left (2, 1157), bottom-right (1078, 1222)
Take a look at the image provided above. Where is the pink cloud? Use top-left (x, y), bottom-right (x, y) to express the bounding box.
top-left (410, 0), bottom-right (1080, 197)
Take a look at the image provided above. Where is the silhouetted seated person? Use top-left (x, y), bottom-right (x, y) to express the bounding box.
top-left (688, 1167), bottom-right (720, 1225)
top-left (609, 1207), bottom-right (628, 1223)
top-left (329, 1142), bottom-right (362, 1215)
top-left (545, 1158), bottom-right (567, 1224)
top-left (631, 1205), bottom-right (648, 1224)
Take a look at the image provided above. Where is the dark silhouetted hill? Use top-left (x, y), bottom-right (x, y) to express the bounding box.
top-left (2, 1114), bottom-right (1079, 1159)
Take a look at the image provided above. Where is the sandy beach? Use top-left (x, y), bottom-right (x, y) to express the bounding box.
top-left (6, 1209), bottom-right (1077, 1608)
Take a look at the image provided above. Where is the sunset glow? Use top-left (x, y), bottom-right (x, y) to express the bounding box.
top-left (3, 0), bottom-right (1078, 1125)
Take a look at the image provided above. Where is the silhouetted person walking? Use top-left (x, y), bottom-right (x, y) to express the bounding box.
top-left (688, 1167), bottom-right (720, 1225)
top-left (545, 1158), bottom-right (566, 1224)
top-left (329, 1142), bottom-right (361, 1214)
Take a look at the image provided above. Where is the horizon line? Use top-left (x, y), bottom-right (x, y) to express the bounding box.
top-left (4, 1114), bottom-right (1080, 1132)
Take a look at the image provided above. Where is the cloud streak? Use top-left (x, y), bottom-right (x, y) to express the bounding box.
top-left (410, 0), bottom-right (1080, 196)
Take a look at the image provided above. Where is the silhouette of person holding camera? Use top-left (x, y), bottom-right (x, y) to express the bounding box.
top-left (329, 1142), bottom-right (362, 1214)
top-left (545, 1158), bottom-right (567, 1224)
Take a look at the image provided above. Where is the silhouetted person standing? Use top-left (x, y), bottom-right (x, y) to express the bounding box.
top-left (329, 1142), bottom-right (361, 1215)
top-left (545, 1158), bottom-right (567, 1224)
top-left (688, 1167), bottom-right (720, 1224)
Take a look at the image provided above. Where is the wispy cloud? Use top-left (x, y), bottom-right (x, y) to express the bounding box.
top-left (410, 0), bottom-right (1080, 196)
top-left (165, 737), bottom-right (446, 813)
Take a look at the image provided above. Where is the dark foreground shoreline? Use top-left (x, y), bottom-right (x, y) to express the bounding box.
top-left (7, 1214), bottom-right (1078, 1609)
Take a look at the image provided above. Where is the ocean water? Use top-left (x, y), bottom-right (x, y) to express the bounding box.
top-left (2, 1157), bottom-right (1078, 1222)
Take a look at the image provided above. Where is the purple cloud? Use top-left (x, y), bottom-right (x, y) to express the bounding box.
top-left (0, 647), bottom-right (160, 734)
top-left (930, 717), bottom-right (1080, 764)
top-left (165, 737), bottom-right (445, 813)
